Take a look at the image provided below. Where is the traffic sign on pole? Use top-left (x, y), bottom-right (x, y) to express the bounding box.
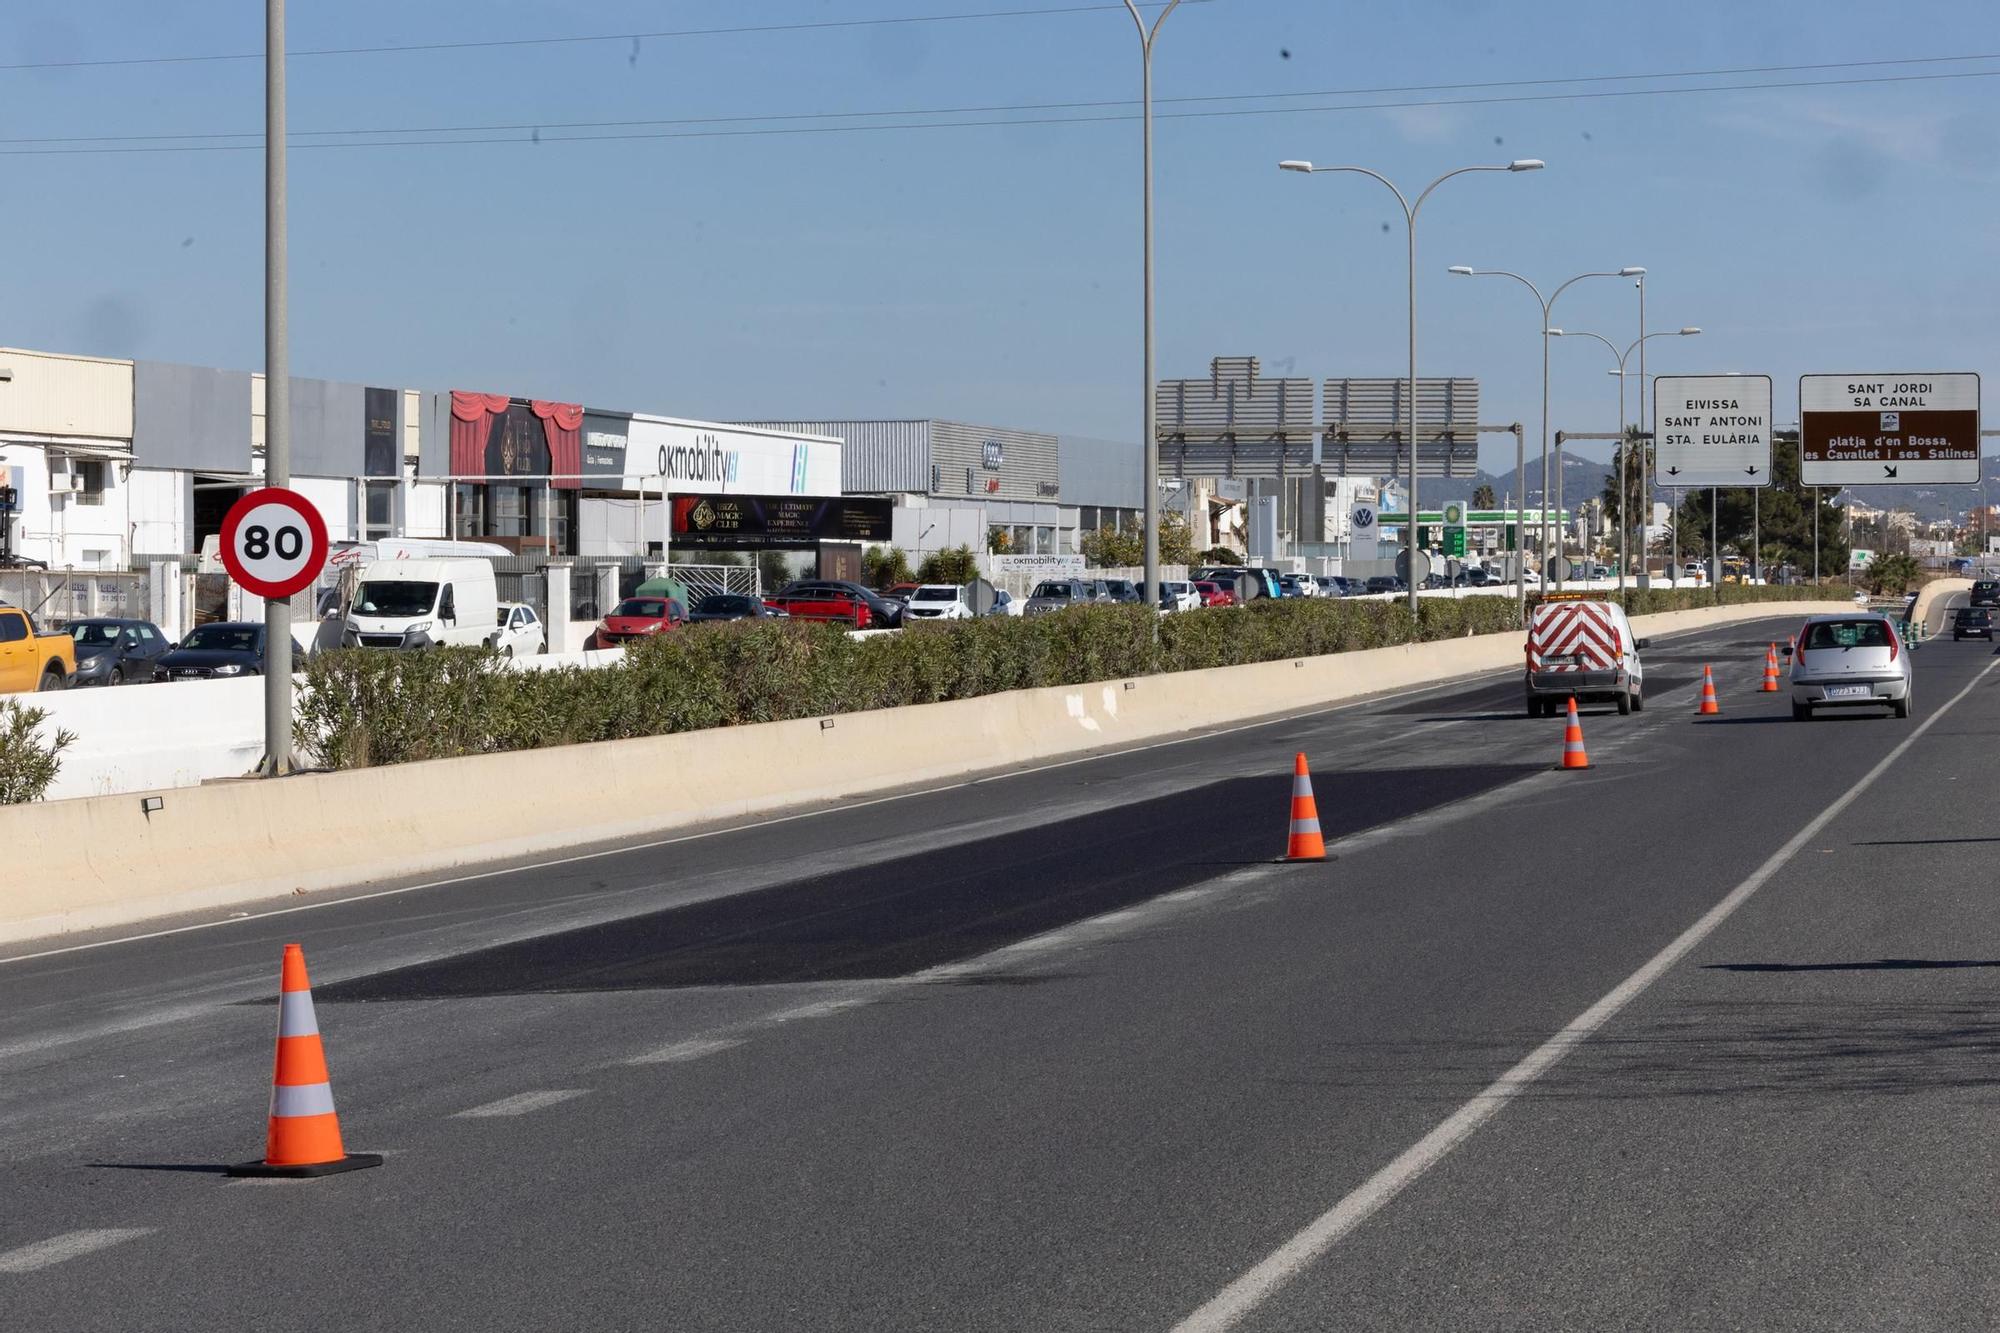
top-left (1653, 374), bottom-right (1772, 488)
top-left (219, 486), bottom-right (329, 601)
top-left (1800, 373), bottom-right (1980, 486)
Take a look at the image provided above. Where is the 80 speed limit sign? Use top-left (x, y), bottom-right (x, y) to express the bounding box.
top-left (219, 487), bottom-right (330, 600)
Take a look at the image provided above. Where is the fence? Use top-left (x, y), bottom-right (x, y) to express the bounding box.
top-left (0, 571), bottom-right (150, 627)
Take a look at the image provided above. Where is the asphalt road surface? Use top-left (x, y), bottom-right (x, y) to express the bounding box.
top-left (7, 612), bottom-right (1998, 1331)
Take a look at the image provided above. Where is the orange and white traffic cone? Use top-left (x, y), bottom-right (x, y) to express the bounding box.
top-left (1285, 753), bottom-right (1326, 861)
top-left (1558, 697), bottom-right (1591, 769)
top-left (229, 944), bottom-right (382, 1178)
top-left (1760, 644), bottom-right (1781, 693)
top-left (1697, 664), bottom-right (1722, 715)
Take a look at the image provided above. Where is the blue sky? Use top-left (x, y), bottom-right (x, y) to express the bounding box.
top-left (5, 0), bottom-right (1999, 471)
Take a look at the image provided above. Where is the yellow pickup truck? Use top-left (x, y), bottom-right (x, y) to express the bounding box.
top-left (0, 603), bottom-right (74, 693)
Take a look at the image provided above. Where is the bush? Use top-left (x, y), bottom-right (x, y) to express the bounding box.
top-left (296, 583), bottom-right (1853, 771)
top-left (0, 699), bottom-right (74, 804)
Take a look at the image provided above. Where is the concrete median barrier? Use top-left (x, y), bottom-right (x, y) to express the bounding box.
top-left (0, 599), bottom-right (1837, 946)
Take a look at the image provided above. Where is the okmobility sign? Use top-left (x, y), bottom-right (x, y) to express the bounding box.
top-left (658, 432), bottom-right (742, 485)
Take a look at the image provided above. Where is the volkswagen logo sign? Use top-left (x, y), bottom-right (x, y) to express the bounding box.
top-left (1352, 506), bottom-right (1377, 530)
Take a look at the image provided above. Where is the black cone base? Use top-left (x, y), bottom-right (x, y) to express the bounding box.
top-left (227, 1152), bottom-right (384, 1179)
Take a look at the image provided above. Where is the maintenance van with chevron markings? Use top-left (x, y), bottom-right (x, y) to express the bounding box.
top-left (1523, 592), bottom-right (1648, 718)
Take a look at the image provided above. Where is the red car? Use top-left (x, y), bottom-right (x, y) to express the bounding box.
top-left (1193, 580), bottom-right (1235, 608)
top-left (763, 581), bottom-right (899, 629)
top-left (593, 595), bottom-right (686, 646)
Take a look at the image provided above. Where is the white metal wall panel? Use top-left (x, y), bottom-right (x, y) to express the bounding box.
top-left (739, 420), bottom-right (932, 494)
top-left (929, 421), bottom-right (1056, 503)
top-left (0, 348), bottom-right (134, 440)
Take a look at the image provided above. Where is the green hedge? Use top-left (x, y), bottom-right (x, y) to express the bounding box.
top-left (293, 584), bottom-right (1850, 771)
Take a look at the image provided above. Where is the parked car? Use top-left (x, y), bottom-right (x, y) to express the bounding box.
top-left (765, 580), bottom-right (902, 629)
top-left (347, 557), bottom-right (500, 650)
top-left (1953, 607), bottom-right (1994, 641)
top-left (988, 589), bottom-right (1023, 617)
top-left (688, 594), bottom-right (788, 623)
top-left (1278, 574), bottom-right (1306, 598)
top-left (902, 584), bottom-right (973, 620)
top-left (1153, 580), bottom-right (1201, 612)
top-left (0, 602), bottom-right (74, 693)
top-left (1364, 575), bottom-right (1403, 595)
top-left (153, 622), bottom-right (305, 681)
top-left (1789, 613), bottom-right (1912, 720)
top-left (1024, 579), bottom-right (1092, 616)
top-left (1193, 580), bottom-right (1235, 608)
top-left (881, 582), bottom-right (923, 609)
top-left (66, 617), bottom-right (172, 686)
top-left (1101, 579), bottom-right (1142, 605)
top-left (594, 595), bottom-right (687, 646)
top-left (492, 602), bottom-right (546, 657)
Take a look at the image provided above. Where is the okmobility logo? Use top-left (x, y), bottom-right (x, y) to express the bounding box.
top-left (657, 433), bottom-right (741, 485)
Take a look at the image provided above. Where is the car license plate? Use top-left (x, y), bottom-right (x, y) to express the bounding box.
top-left (1824, 684), bottom-right (1871, 700)
top-left (1542, 654), bottom-right (1578, 666)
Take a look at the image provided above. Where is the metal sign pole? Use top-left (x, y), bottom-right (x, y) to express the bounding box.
top-left (1711, 485), bottom-right (1719, 602)
top-left (258, 0), bottom-right (293, 778)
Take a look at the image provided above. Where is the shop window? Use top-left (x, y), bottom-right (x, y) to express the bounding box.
top-left (1035, 526), bottom-right (1054, 554)
top-left (364, 481), bottom-right (396, 539)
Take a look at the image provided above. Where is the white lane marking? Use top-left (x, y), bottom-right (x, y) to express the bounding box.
top-left (767, 998), bottom-right (872, 1023)
top-left (0, 1228), bottom-right (153, 1274)
top-left (1171, 652), bottom-right (2000, 1333)
top-left (626, 1037), bottom-right (746, 1067)
top-left (0, 660), bottom-right (1548, 968)
top-left (453, 1089), bottom-right (587, 1119)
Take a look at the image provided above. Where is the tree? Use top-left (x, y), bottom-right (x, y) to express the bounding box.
top-left (1077, 511), bottom-right (1195, 568)
top-left (754, 549), bottom-right (794, 593)
top-left (1199, 546), bottom-right (1243, 565)
top-left (1867, 551), bottom-right (1922, 595)
top-left (1472, 483), bottom-right (1498, 510)
top-left (987, 526), bottom-right (1011, 554)
top-left (917, 545), bottom-right (979, 584)
top-left (861, 545), bottom-right (915, 589)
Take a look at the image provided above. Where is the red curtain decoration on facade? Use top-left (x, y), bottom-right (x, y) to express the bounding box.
top-left (449, 391), bottom-right (510, 479)
top-left (532, 400), bottom-right (585, 491)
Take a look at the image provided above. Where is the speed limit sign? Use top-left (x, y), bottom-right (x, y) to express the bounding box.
top-left (219, 487), bottom-right (330, 600)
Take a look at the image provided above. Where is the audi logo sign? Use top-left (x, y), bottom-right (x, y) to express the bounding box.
top-left (982, 439), bottom-right (1004, 471)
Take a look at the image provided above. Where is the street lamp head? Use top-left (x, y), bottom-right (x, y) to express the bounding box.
top-left (1678, 326), bottom-right (1702, 335)
top-left (1546, 328), bottom-right (1564, 336)
top-left (1278, 160), bottom-right (1314, 173)
top-left (1446, 265), bottom-right (1476, 275)
top-left (1507, 159), bottom-right (1545, 172)
top-left (1618, 266), bottom-right (1647, 277)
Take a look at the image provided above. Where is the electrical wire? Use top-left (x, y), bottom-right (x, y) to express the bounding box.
top-left (0, 3), bottom-right (1197, 72)
top-left (4, 49), bottom-right (1998, 151)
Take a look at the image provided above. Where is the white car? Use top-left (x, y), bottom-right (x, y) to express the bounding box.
top-left (493, 601), bottom-right (546, 657)
top-left (902, 584), bottom-right (973, 620)
top-left (1156, 579), bottom-right (1202, 612)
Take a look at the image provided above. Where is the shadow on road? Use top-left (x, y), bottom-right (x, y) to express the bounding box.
top-left (1707, 959), bottom-right (2000, 972)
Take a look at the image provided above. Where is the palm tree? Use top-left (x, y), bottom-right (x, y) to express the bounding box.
top-left (1472, 483), bottom-right (1497, 510)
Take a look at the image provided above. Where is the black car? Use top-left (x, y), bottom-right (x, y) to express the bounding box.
top-left (153, 621), bottom-right (304, 681)
top-left (1364, 575), bottom-right (1403, 595)
top-left (1953, 607), bottom-right (1994, 640)
top-left (67, 617), bottom-right (172, 686)
top-left (687, 594), bottom-right (789, 623)
top-left (1101, 579), bottom-right (1142, 604)
top-left (1971, 580), bottom-right (2000, 608)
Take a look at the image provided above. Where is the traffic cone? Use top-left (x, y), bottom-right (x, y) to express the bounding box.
top-left (1697, 664), bottom-right (1722, 715)
top-left (1285, 753), bottom-right (1326, 861)
top-left (228, 944), bottom-right (382, 1178)
top-left (1558, 697), bottom-right (1591, 769)
top-left (1760, 644), bottom-right (1781, 693)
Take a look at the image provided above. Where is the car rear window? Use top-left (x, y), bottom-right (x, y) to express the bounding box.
top-left (1805, 619), bottom-right (1891, 649)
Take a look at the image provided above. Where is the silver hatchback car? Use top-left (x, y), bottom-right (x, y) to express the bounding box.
top-left (1788, 613), bottom-right (1912, 720)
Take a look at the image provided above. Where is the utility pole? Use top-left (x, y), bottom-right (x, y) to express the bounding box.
top-left (258, 0), bottom-right (294, 777)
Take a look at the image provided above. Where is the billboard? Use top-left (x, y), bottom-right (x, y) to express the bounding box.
top-left (670, 494), bottom-right (893, 548)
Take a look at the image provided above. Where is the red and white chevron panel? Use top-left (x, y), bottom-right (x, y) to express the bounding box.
top-left (1527, 602), bottom-right (1620, 672)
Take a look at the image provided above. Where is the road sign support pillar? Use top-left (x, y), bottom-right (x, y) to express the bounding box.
top-left (259, 0), bottom-right (294, 778)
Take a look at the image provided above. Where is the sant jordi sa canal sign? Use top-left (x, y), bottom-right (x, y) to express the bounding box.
top-left (1800, 373), bottom-right (1980, 486)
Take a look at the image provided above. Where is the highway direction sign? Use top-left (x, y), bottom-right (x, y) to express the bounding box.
top-left (1801, 373), bottom-right (1980, 486)
top-left (1653, 375), bottom-right (1772, 488)
top-left (219, 486), bottom-right (329, 600)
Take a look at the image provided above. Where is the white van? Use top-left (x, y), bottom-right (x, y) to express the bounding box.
top-left (346, 558), bottom-right (500, 650)
top-left (1524, 593), bottom-right (1648, 716)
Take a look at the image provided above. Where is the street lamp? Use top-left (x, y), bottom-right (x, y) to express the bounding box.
top-left (1449, 263), bottom-right (1641, 602)
top-left (1556, 325), bottom-right (1701, 592)
top-left (1284, 157), bottom-right (1543, 613)
top-left (1123, 0), bottom-right (1183, 621)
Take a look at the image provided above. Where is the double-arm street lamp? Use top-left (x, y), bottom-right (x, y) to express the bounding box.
top-left (1549, 326), bottom-right (1702, 593)
top-left (1282, 158), bottom-right (1543, 614)
top-left (1446, 264), bottom-right (1644, 598)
